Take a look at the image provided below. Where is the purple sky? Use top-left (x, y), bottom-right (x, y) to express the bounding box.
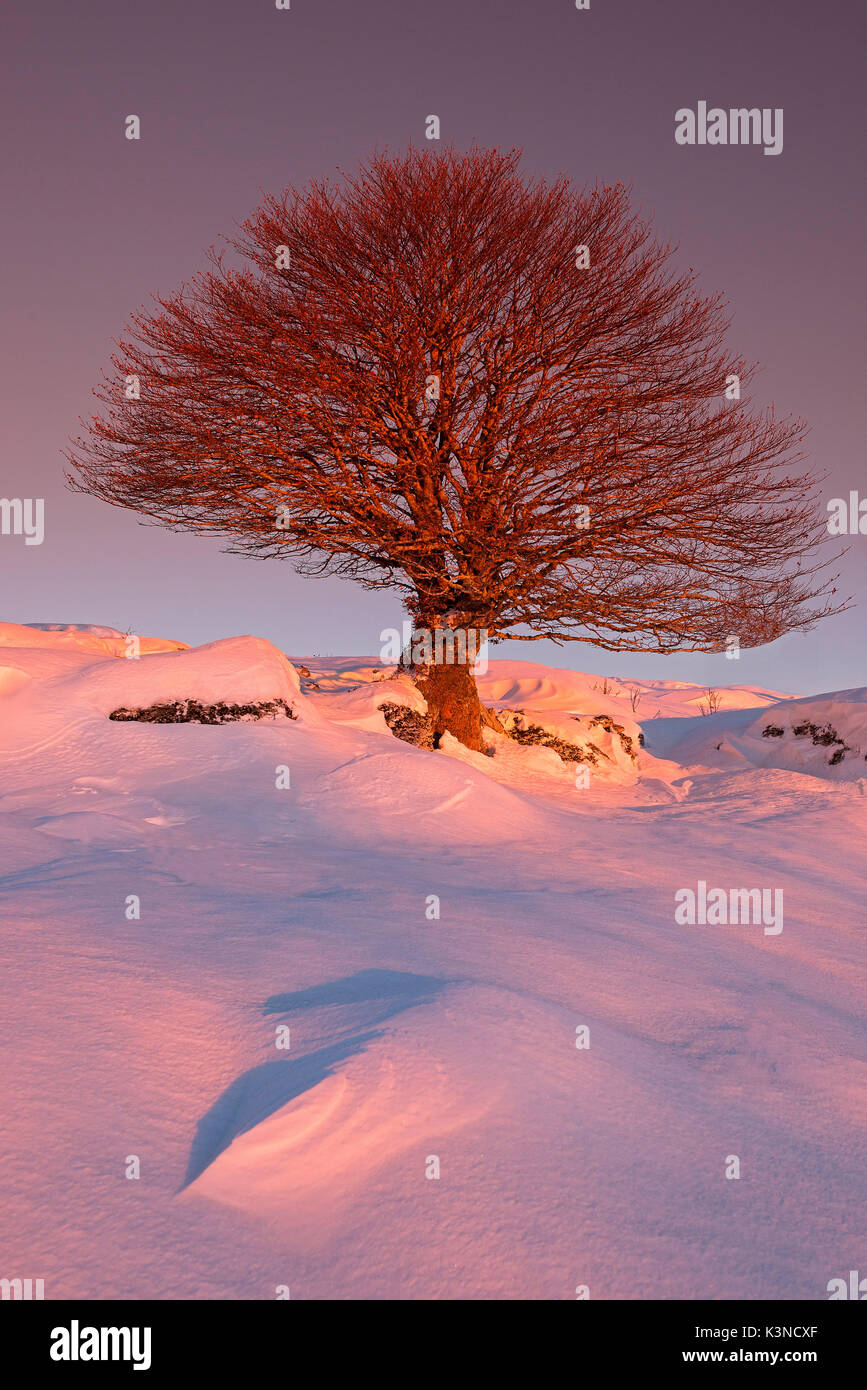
top-left (1, 0), bottom-right (864, 694)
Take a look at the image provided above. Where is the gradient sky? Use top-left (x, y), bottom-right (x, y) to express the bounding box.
top-left (1, 0), bottom-right (864, 694)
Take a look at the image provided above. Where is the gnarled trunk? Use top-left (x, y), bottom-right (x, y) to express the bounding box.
top-left (413, 656), bottom-right (487, 752)
top-left (400, 617), bottom-right (501, 752)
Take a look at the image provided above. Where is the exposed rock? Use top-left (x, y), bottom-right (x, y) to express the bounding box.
top-left (499, 713), bottom-right (605, 765)
top-left (762, 719), bottom-right (851, 766)
top-left (792, 720), bottom-right (843, 747)
top-left (109, 698), bottom-right (295, 724)
top-left (491, 707), bottom-right (639, 767)
top-left (588, 713), bottom-right (638, 759)
top-left (514, 725), bottom-right (606, 765)
top-left (379, 702), bottom-right (436, 749)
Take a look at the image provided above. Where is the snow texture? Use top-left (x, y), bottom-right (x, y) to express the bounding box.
top-left (0, 623), bottom-right (864, 1299)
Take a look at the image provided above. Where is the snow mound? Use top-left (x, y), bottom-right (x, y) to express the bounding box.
top-left (300, 667), bottom-right (427, 735)
top-left (0, 666), bottom-right (30, 695)
top-left (66, 636), bottom-right (305, 719)
top-left (473, 660), bottom-right (790, 720)
top-left (729, 690), bottom-right (867, 781)
top-left (644, 687), bottom-right (867, 784)
top-left (492, 707), bottom-right (642, 780)
top-left (0, 620), bottom-right (188, 656)
top-left (0, 635), bottom-right (321, 775)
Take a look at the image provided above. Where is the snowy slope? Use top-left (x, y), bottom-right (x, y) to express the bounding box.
top-left (643, 689), bottom-right (867, 785)
top-left (297, 653), bottom-right (792, 719)
top-left (0, 620), bottom-right (188, 657)
top-left (0, 627), bottom-right (864, 1300)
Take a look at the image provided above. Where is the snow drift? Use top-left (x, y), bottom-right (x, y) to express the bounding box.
top-left (0, 626), bottom-right (864, 1300)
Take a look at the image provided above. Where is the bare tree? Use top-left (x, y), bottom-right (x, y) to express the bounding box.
top-left (592, 676), bottom-right (619, 696)
top-left (627, 685), bottom-right (643, 713)
top-left (67, 146), bottom-right (845, 750)
top-left (698, 688), bottom-right (723, 716)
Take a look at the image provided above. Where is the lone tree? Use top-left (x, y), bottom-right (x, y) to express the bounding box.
top-left (68, 146), bottom-right (842, 751)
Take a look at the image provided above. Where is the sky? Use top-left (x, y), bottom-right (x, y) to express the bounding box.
top-left (1, 0), bottom-right (864, 695)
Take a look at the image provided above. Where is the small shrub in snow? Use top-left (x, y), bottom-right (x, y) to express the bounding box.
top-left (762, 725), bottom-right (785, 738)
top-left (591, 676), bottom-right (618, 696)
top-left (698, 688), bottom-right (722, 716)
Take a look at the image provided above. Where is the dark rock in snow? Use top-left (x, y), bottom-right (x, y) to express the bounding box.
top-left (379, 702), bottom-right (436, 749)
top-left (508, 722), bottom-right (606, 765)
top-left (588, 714), bottom-right (638, 759)
top-left (762, 719), bottom-right (851, 765)
top-left (109, 698), bottom-right (295, 724)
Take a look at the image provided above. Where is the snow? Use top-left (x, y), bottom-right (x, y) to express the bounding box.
top-left (645, 689), bottom-right (867, 785)
top-left (0, 619), bottom-right (188, 656)
top-left (472, 658), bottom-right (793, 719)
top-left (0, 626), bottom-right (864, 1299)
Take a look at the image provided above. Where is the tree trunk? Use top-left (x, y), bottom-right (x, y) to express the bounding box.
top-left (413, 657), bottom-right (487, 752)
top-left (401, 614), bottom-right (506, 753)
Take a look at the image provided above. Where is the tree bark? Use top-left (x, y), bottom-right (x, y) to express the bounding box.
top-left (413, 657), bottom-right (487, 752)
top-left (401, 615), bottom-right (505, 753)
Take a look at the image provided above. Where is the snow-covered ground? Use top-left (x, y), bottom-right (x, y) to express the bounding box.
top-left (0, 623), bottom-right (864, 1299)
